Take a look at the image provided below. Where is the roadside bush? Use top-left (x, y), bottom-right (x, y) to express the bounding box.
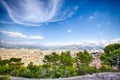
top-left (0, 75), bottom-right (11, 80)
top-left (99, 65), bottom-right (113, 72)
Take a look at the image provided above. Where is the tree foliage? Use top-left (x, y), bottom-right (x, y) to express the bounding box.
top-left (76, 50), bottom-right (92, 65)
top-left (99, 65), bottom-right (113, 72)
top-left (101, 43), bottom-right (120, 71)
top-left (104, 43), bottom-right (120, 54)
top-left (78, 65), bottom-right (96, 75)
top-left (43, 52), bottom-right (59, 65)
top-left (60, 51), bottom-right (73, 66)
top-left (1, 47), bottom-right (119, 79)
top-left (0, 75), bottom-right (11, 80)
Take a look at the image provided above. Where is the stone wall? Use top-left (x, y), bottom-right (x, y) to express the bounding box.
top-left (0, 72), bottom-right (120, 80)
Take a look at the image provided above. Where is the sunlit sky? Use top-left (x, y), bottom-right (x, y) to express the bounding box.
top-left (0, 0), bottom-right (120, 46)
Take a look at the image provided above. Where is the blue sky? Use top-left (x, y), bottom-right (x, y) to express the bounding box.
top-left (0, 0), bottom-right (120, 46)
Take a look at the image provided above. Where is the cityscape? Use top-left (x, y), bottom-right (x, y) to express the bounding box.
top-left (0, 0), bottom-right (120, 80)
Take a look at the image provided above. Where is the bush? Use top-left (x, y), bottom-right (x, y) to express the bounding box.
top-left (77, 65), bottom-right (96, 75)
top-left (0, 75), bottom-right (11, 80)
top-left (99, 65), bottom-right (113, 72)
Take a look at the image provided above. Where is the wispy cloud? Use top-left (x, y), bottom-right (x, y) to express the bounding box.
top-left (89, 16), bottom-right (94, 20)
top-left (96, 24), bottom-right (102, 28)
top-left (79, 16), bottom-right (83, 20)
top-left (67, 29), bottom-right (72, 33)
top-left (0, 40), bottom-right (38, 45)
top-left (68, 6), bottom-right (79, 17)
top-left (87, 12), bottom-right (98, 20)
top-left (106, 22), bottom-right (111, 25)
top-left (0, 30), bottom-right (44, 40)
top-left (1, 0), bottom-right (79, 26)
top-left (0, 20), bottom-right (13, 24)
top-left (98, 32), bottom-right (104, 36)
top-left (0, 30), bottom-right (27, 38)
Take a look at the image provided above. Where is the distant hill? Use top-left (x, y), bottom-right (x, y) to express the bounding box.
top-left (0, 44), bottom-right (103, 53)
top-left (1, 39), bottom-right (120, 52)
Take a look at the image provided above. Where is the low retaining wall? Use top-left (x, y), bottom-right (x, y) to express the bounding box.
top-left (0, 72), bottom-right (120, 80)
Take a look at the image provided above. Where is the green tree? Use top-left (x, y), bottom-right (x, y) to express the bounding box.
top-left (60, 51), bottom-right (73, 66)
top-left (1, 75), bottom-right (11, 80)
top-left (99, 65), bottom-right (113, 72)
top-left (76, 50), bottom-right (92, 65)
top-left (104, 43), bottom-right (120, 54)
top-left (0, 59), bottom-right (9, 65)
top-left (75, 50), bottom-right (93, 75)
top-left (77, 65), bottom-right (96, 75)
top-left (43, 52), bottom-right (60, 78)
top-left (101, 44), bottom-right (120, 71)
top-left (9, 58), bottom-right (23, 65)
top-left (0, 65), bottom-right (11, 75)
top-left (15, 66), bottom-right (28, 77)
top-left (27, 62), bottom-right (41, 78)
top-left (43, 52), bottom-right (59, 65)
top-left (40, 64), bottom-right (51, 78)
top-left (54, 65), bottom-right (77, 78)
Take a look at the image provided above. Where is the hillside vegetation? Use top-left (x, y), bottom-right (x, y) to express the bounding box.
top-left (0, 44), bottom-right (120, 79)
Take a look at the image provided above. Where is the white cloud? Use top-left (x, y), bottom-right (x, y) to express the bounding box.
top-left (89, 16), bottom-right (94, 19)
top-left (68, 12), bottom-right (74, 17)
top-left (79, 16), bottom-right (83, 20)
top-left (67, 29), bottom-right (72, 33)
top-left (99, 32), bottom-right (103, 36)
top-left (105, 27), bottom-right (109, 31)
top-left (43, 39), bottom-right (120, 47)
top-left (0, 40), bottom-right (4, 43)
top-left (74, 6), bottom-right (79, 10)
top-left (0, 39), bottom-right (120, 47)
top-left (96, 24), bottom-right (102, 28)
top-left (87, 12), bottom-right (98, 21)
top-left (29, 36), bottom-right (44, 40)
top-left (1, 0), bottom-right (60, 26)
top-left (94, 12), bottom-right (98, 15)
top-left (1, 0), bottom-right (79, 26)
top-left (44, 42), bottom-right (65, 46)
top-left (0, 40), bottom-right (38, 45)
top-left (106, 22), bottom-right (111, 25)
top-left (0, 30), bottom-right (27, 38)
top-left (87, 16), bottom-right (94, 21)
top-left (0, 30), bottom-right (43, 40)
top-left (68, 6), bottom-right (79, 18)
